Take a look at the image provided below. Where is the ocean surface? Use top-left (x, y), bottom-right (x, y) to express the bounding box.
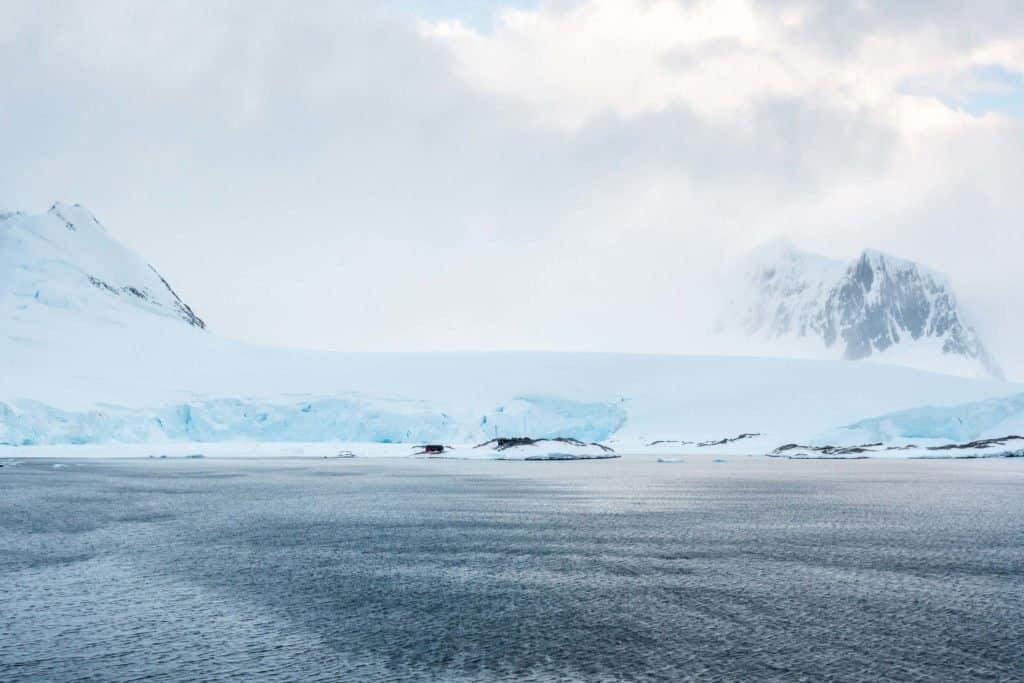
top-left (1, 455), bottom-right (1022, 682)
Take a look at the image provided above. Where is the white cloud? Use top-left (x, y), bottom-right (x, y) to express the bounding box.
top-left (422, 0), bottom-right (1024, 134)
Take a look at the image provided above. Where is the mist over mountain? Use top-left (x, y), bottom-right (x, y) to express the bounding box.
top-left (2, 205), bottom-right (1005, 382)
top-left (721, 241), bottom-right (1003, 380)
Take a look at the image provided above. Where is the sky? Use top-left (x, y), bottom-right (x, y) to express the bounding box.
top-left (2, 0), bottom-right (1023, 374)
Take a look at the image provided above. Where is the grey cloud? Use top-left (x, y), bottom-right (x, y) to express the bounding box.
top-left (756, 0), bottom-right (1024, 55)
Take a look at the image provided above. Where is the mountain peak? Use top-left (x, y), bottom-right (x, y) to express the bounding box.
top-left (729, 243), bottom-right (1003, 380)
top-left (853, 248), bottom-right (948, 284)
top-left (46, 201), bottom-right (107, 233)
top-left (1, 204), bottom-right (205, 331)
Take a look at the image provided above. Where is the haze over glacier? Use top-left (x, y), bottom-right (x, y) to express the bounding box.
top-left (2, 204), bottom-right (1021, 450)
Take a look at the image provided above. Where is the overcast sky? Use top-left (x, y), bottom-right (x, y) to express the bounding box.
top-left (2, 1), bottom-right (1023, 373)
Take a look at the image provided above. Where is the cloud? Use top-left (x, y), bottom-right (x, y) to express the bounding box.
top-left (1, 0), bottom-right (1022, 376)
top-left (422, 0), bottom-right (1024, 132)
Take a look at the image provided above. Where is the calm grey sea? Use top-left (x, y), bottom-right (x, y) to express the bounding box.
top-left (1, 455), bottom-right (1022, 682)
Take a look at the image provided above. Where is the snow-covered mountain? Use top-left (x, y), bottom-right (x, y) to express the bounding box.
top-left (0, 202), bottom-right (205, 331)
top-left (1, 205), bottom-right (1018, 449)
top-left (727, 241), bottom-right (1003, 380)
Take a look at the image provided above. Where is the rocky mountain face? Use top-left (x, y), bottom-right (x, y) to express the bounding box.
top-left (734, 243), bottom-right (1003, 380)
top-left (0, 202), bottom-right (205, 330)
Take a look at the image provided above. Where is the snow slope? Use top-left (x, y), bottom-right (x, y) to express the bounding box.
top-left (2, 205), bottom-right (1020, 449)
top-left (1, 203), bottom-right (205, 331)
top-left (723, 241), bottom-right (1003, 379)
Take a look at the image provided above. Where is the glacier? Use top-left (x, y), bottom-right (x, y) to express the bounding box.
top-left (831, 392), bottom-right (1024, 444)
top-left (0, 395), bottom-right (627, 447)
top-left (4, 340), bottom-right (1018, 448)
